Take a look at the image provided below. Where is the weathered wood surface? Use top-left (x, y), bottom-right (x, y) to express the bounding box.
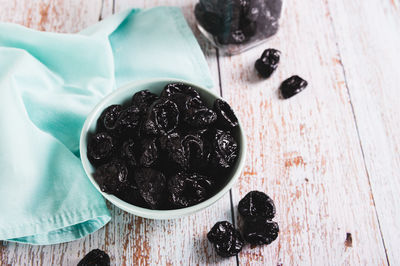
top-left (0, 0), bottom-right (399, 265)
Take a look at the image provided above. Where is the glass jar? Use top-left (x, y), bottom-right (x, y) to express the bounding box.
top-left (195, 0), bottom-right (284, 55)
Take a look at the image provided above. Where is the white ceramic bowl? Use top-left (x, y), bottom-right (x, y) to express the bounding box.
top-left (80, 78), bottom-right (247, 219)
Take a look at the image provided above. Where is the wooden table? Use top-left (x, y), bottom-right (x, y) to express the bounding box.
top-left (1, 0), bottom-right (399, 265)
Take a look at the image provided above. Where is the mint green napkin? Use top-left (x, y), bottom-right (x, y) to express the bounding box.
top-left (0, 7), bottom-right (213, 245)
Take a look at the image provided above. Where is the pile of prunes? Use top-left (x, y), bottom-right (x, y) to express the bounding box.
top-left (195, 0), bottom-right (283, 45)
top-left (87, 83), bottom-right (240, 210)
top-left (208, 190), bottom-right (279, 257)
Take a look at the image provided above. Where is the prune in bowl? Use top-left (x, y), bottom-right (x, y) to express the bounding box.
top-left (80, 78), bottom-right (246, 219)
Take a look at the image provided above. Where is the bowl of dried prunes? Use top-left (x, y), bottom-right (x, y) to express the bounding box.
top-left (80, 78), bottom-right (246, 219)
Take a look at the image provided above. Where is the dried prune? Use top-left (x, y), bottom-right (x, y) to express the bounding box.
top-left (213, 99), bottom-right (239, 129)
top-left (120, 139), bottom-right (137, 168)
top-left (87, 132), bottom-right (115, 166)
top-left (184, 106), bottom-right (217, 128)
top-left (134, 168), bottom-right (167, 209)
top-left (210, 129), bottom-right (238, 169)
top-left (243, 217), bottom-right (279, 245)
top-left (93, 160), bottom-right (128, 194)
top-left (168, 172), bottom-right (213, 208)
top-left (144, 99), bottom-right (179, 135)
top-left (97, 104), bottom-right (122, 132)
top-left (279, 75), bottom-right (308, 99)
top-left (255, 48), bottom-right (280, 78)
top-left (132, 89), bottom-right (158, 114)
top-left (114, 105), bottom-right (141, 136)
top-left (118, 175), bottom-right (147, 208)
top-left (181, 133), bottom-right (203, 167)
top-left (139, 138), bottom-right (159, 167)
top-left (159, 132), bottom-right (187, 169)
top-left (207, 221), bottom-right (244, 257)
top-left (77, 249), bottom-right (110, 266)
top-left (161, 83), bottom-right (200, 99)
top-left (238, 191), bottom-right (276, 219)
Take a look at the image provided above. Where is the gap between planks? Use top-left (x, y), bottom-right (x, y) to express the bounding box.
top-left (216, 47), bottom-right (240, 266)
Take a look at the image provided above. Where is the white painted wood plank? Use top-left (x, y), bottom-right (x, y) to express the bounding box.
top-left (217, 0), bottom-right (389, 264)
top-left (0, 0), bottom-right (103, 33)
top-left (326, 0), bottom-right (400, 264)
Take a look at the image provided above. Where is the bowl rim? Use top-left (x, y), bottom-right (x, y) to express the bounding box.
top-left (80, 77), bottom-right (247, 219)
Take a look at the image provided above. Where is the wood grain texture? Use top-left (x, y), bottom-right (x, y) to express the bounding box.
top-left (0, 0), bottom-right (102, 33)
top-left (1, 0), bottom-right (399, 265)
top-left (218, 0), bottom-right (390, 264)
top-left (326, 0), bottom-right (400, 264)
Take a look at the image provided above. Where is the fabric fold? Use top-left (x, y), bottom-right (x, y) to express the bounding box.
top-left (0, 7), bottom-right (213, 245)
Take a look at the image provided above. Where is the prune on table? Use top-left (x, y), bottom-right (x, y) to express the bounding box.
top-left (131, 89), bottom-right (159, 114)
top-left (139, 137), bottom-right (159, 167)
top-left (97, 104), bottom-right (122, 132)
top-left (168, 172), bottom-right (214, 208)
top-left (255, 48), bottom-right (281, 78)
top-left (93, 160), bottom-right (128, 194)
top-left (120, 139), bottom-right (137, 169)
top-left (144, 99), bottom-right (179, 135)
top-left (207, 221), bottom-right (244, 257)
top-left (279, 75), bottom-right (308, 99)
top-left (87, 132), bottom-right (115, 166)
top-left (77, 249), bottom-right (110, 266)
top-left (114, 105), bottom-right (141, 136)
top-left (210, 129), bottom-right (238, 169)
top-left (213, 99), bottom-right (239, 129)
top-left (243, 217), bottom-right (279, 245)
top-left (134, 168), bottom-right (167, 209)
top-left (159, 132), bottom-right (187, 170)
top-left (238, 191), bottom-right (276, 219)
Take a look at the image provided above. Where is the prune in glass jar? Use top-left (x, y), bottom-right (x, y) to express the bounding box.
top-left (134, 168), bottom-right (167, 209)
top-left (168, 172), bottom-right (213, 208)
top-left (238, 191), bottom-right (276, 219)
top-left (279, 75), bottom-right (308, 99)
top-left (114, 105), bottom-right (141, 136)
top-left (213, 99), bottom-right (239, 129)
top-left (243, 217), bottom-right (279, 245)
top-left (97, 104), bottom-right (122, 132)
top-left (87, 132), bottom-right (115, 166)
top-left (93, 160), bottom-right (129, 194)
top-left (77, 249), bottom-right (110, 266)
top-left (120, 139), bottom-right (137, 169)
top-left (144, 99), bottom-right (179, 135)
top-left (207, 221), bottom-right (244, 257)
top-left (255, 48), bottom-right (281, 78)
top-left (131, 89), bottom-right (158, 114)
top-left (139, 137), bottom-right (159, 168)
top-left (159, 132), bottom-right (188, 170)
top-left (194, 2), bottom-right (225, 35)
top-left (210, 129), bottom-right (238, 169)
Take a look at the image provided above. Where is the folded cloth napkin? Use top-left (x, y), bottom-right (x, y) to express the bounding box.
top-left (0, 7), bottom-right (213, 245)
